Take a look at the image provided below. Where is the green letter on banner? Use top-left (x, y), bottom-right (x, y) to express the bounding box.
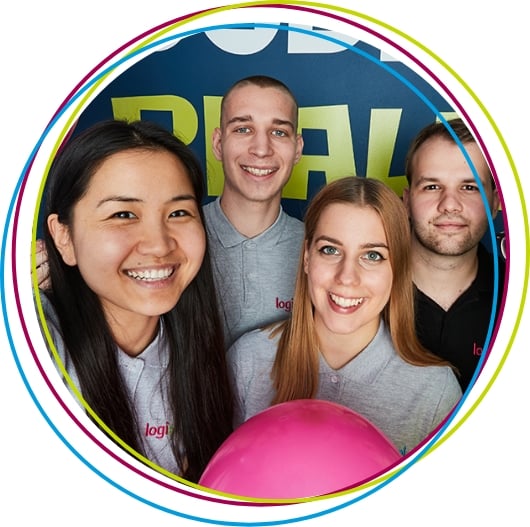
top-left (284, 105), bottom-right (355, 200)
top-left (203, 95), bottom-right (223, 197)
top-left (111, 95), bottom-right (198, 145)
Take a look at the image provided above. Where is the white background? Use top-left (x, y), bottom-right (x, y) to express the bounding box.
top-left (1, 1), bottom-right (527, 525)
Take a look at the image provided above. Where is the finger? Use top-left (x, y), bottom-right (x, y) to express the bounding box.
top-left (39, 276), bottom-right (52, 290)
top-left (36, 261), bottom-right (49, 287)
top-left (35, 240), bottom-right (49, 267)
top-left (35, 250), bottom-right (47, 267)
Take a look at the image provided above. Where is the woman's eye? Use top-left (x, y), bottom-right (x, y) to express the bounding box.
top-left (112, 211), bottom-right (136, 219)
top-left (363, 250), bottom-right (384, 262)
top-left (320, 246), bottom-right (339, 256)
top-left (169, 209), bottom-right (191, 218)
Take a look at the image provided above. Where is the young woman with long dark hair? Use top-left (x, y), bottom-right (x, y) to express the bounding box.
top-left (39, 119), bottom-right (233, 482)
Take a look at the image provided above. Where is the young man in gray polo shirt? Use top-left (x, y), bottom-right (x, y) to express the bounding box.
top-left (33, 76), bottom-right (305, 348)
top-left (204, 76), bottom-right (304, 346)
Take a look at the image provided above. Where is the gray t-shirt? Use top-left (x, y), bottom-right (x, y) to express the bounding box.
top-left (228, 320), bottom-right (462, 455)
top-left (203, 197), bottom-right (304, 347)
top-left (41, 294), bottom-right (179, 474)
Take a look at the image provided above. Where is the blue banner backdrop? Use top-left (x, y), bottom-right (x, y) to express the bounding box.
top-left (43, 25), bottom-right (504, 245)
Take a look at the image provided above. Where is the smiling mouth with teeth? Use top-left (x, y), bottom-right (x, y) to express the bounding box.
top-left (329, 293), bottom-right (364, 308)
top-left (242, 166), bottom-right (276, 177)
top-left (126, 268), bottom-right (174, 281)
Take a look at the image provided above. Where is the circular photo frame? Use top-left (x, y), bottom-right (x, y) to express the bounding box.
top-left (2, 2), bottom-right (526, 525)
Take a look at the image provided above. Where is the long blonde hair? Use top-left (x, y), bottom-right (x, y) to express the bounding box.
top-left (271, 176), bottom-right (449, 403)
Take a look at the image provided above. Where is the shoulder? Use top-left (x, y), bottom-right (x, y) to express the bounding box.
top-left (202, 198), bottom-right (217, 224)
top-left (384, 334), bottom-right (461, 397)
top-left (37, 292), bottom-right (69, 362)
top-left (411, 362), bottom-right (462, 403)
top-left (476, 242), bottom-right (506, 291)
top-left (421, 363), bottom-right (462, 419)
top-left (39, 292), bottom-right (60, 333)
top-left (227, 327), bottom-right (279, 365)
top-left (282, 210), bottom-right (304, 230)
top-left (278, 210), bottom-right (304, 241)
top-left (202, 198), bottom-right (217, 212)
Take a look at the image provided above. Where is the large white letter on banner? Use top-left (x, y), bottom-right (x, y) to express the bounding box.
top-left (287, 25), bottom-right (359, 53)
top-left (205, 28), bottom-right (278, 55)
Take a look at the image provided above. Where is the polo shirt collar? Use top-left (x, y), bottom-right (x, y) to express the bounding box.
top-left (319, 319), bottom-right (394, 384)
top-left (206, 196), bottom-right (286, 249)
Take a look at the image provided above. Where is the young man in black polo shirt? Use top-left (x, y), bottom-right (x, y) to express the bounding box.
top-left (403, 118), bottom-right (505, 392)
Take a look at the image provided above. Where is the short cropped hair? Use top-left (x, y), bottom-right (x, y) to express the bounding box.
top-left (405, 118), bottom-right (493, 187)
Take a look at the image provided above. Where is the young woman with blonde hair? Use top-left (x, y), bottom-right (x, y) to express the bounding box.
top-left (228, 176), bottom-right (461, 455)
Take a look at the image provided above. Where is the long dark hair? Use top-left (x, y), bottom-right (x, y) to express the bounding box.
top-left (42, 119), bottom-right (233, 482)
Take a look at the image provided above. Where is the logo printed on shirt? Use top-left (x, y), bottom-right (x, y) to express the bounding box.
top-left (275, 297), bottom-right (293, 313)
top-left (145, 421), bottom-right (173, 439)
top-left (472, 342), bottom-right (483, 357)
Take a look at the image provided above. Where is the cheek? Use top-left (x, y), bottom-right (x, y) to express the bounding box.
top-left (306, 260), bottom-right (332, 294)
top-left (282, 145), bottom-right (301, 169)
top-left (73, 230), bottom-right (130, 273)
top-left (410, 199), bottom-right (430, 217)
top-left (376, 269), bottom-right (393, 303)
top-left (180, 226), bottom-right (207, 269)
top-left (410, 191), bottom-right (438, 210)
top-left (222, 140), bottom-right (238, 162)
top-left (470, 200), bottom-right (491, 220)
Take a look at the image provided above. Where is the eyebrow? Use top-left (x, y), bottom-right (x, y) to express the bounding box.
top-left (314, 235), bottom-right (388, 249)
top-left (414, 175), bottom-right (479, 186)
top-left (226, 115), bottom-right (295, 131)
top-left (96, 194), bottom-right (196, 207)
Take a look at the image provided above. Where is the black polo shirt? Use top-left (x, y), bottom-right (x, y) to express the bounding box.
top-left (414, 244), bottom-right (505, 392)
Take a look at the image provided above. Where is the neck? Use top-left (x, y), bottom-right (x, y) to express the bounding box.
top-left (317, 317), bottom-right (380, 370)
top-left (107, 314), bottom-right (159, 357)
top-left (219, 192), bottom-right (281, 238)
top-left (411, 237), bottom-right (479, 311)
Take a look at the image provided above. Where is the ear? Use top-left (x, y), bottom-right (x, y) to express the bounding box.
top-left (294, 133), bottom-right (304, 165)
top-left (303, 240), bottom-right (310, 274)
top-left (401, 187), bottom-right (411, 214)
top-left (212, 127), bottom-right (223, 162)
top-left (47, 214), bottom-right (77, 266)
top-left (490, 188), bottom-right (501, 220)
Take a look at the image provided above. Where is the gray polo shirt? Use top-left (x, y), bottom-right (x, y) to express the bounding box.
top-left (41, 294), bottom-right (178, 474)
top-left (203, 197), bottom-right (304, 347)
top-left (228, 320), bottom-right (462, 455)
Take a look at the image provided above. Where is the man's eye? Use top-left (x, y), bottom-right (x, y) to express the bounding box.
top-left (462, 185), bottom-right (479, 191)
top-left (235, 127), bottom-right (251, 134)
top-left (272, 129), bottom-right (287, 137)
top-left (423, 185), bottom-right (439, 191)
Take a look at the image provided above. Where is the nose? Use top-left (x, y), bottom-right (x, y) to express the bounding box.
top-left (336, 258), bottom-right (361, 286)
top-left (248, 130), bottom-right (273, 157)
top-left (136, 218), bottom-right (177, 257)
top-left (437, 189), bottom-right (463, 214)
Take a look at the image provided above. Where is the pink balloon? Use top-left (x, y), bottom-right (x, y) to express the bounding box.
top-left (199, 399), bottom-right (401, 499)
